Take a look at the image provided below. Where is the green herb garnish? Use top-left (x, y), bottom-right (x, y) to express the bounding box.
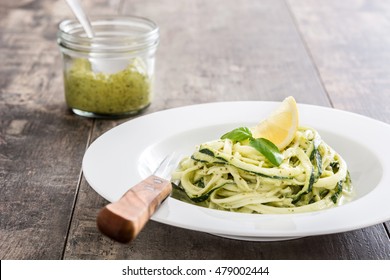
top-left (221, 127), bottom-right (283, 166)
top-left (221, 127), bottom-right (252, 142)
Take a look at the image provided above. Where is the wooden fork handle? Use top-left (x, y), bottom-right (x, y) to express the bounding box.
top-left (96, 175), bottom-right (172, 243)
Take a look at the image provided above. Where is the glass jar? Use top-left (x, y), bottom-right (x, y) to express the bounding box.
top-left (57, 16), bottom-right (159, 118)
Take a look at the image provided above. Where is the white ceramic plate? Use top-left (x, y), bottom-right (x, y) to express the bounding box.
top-left (83, 101), bottom-right (390, 241)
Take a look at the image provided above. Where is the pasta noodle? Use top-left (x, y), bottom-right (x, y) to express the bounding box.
top-left (171, 127), bottom-right (352, 214)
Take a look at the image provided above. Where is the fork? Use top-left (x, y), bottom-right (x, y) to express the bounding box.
top-left (96, 153), bottom-right (181, 243)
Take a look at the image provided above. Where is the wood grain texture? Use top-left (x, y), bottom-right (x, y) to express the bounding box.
top-left (120, 0), bottom-right (330, 111)
top-left (0, 0), bottom-right (92, 259)
top-left (1, 0), bottom-right (390, 260)
top-left (286, 0), bottom-right (390, 122)
top-left (287, 0), bottom-right (390, 245)
top-left (63, 0), bottom-right (389, 259)
top-left (97, 175), bottom-right (172, 243)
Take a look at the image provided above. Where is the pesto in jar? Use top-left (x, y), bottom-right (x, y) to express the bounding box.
top-left (64, 58), bottom-right (151, 115)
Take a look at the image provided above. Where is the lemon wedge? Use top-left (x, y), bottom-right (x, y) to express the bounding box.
top-left (252, 96), bottom-right (299, 150)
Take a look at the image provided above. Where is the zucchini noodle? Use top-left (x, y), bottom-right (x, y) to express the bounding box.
top-left (171, 127), bottom-right (352, 214)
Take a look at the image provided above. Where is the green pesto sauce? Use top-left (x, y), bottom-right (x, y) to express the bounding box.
top-left (64, 58), bottom-right (151, 115)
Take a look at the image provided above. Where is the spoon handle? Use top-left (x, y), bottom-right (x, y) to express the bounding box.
top-left (65, 0), bottom-right (95, 38)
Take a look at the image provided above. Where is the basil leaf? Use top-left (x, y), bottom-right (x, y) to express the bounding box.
top-left (249, 138), bottom-right (283, 166)
top-left (221, 127), bottom-right (252, 142)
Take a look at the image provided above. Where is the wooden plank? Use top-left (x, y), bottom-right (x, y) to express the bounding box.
top-left (386, 223), bottom-right (390, 239)
top-left (286, 0), bottom-right (390, 242)
top-left (118, 0), bottom-right (331, 110)
top-left (63, 0), bottom-right (390, 259)
top-left (0, 106), bottom-right (92, 259)
top-left (0, 0), bottom-right (126, 260)
top-left (2, 0), bottom-right (387, 260)
top-left (0, 1), bottom-right (93, 259)
top-left (286, 0), bottom-right (390, 122)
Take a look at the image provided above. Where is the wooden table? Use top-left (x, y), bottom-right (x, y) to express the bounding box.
top-left (1, 0), bottom-right (390, 260)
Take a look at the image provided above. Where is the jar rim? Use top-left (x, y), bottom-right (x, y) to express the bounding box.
top-left (57, 15), bottom-right (159, 54)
